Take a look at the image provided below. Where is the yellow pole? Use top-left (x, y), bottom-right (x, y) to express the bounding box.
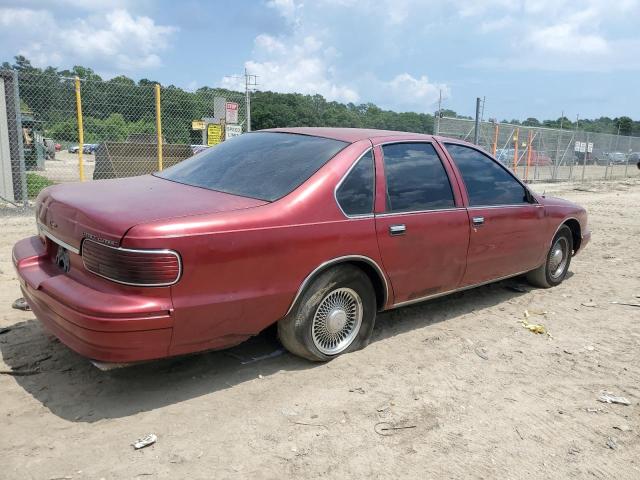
top-left (155, 84), bottom-right (163, 171)
top-left (74, 76), bottom-right (85, 181)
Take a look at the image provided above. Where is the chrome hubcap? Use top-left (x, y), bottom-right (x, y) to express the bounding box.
top-left (312, 287), bottom-right (363, 355)
top-left (549, 237), bottom-right (569, 279)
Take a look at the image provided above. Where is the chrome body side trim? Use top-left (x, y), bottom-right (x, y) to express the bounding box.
top-left (375, 207), bottom-right (465, 217)
top-left (390, 269), bottom-right (530, 309)
top-left (467, 204), bottom-right (543, 210)
top-left (284, 255), bottom-right (390, 316)
top-left (334, 147), bottom-right (375, 219)
top-left (81, 239), bottom-right (182, 287)
top-left (38, 223), bottom-right (80, 254)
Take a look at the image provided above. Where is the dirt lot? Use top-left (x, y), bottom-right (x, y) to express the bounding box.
top-left (1, 179), bottom-right (639, 479)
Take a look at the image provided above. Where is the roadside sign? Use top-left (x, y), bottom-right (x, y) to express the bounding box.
top-left (192, 120), bottom-right (205, 130)
top-left (578, 142), bottom-right (586, 153)
top-left (574, 141), bottom-right (580, 152)
top-left (225, 124), bottom-right (242, 140)
top-left (225, 102), bottom-right (239, 123)
top-left (207, 124), bottom-right (223, 146)
top-left (587, 142), bottom-right (593, 153)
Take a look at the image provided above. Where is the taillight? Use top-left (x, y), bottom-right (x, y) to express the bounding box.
top-left (81, 239), bottom-right (181, 287)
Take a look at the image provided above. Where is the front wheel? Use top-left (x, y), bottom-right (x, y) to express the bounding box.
top-left (526, 225), bottom-right (573, 288)
top-left (278, 265), bottom-right (377, 361)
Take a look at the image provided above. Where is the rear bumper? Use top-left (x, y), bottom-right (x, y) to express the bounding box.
top-left (13, 236), bottom-right (174, 363)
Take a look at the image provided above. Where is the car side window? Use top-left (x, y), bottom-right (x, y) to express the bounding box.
top-left (336, 150), bottom-right (375, 216)
top-left (382, 143), bottom-right (455, 213)
top-left (445, 144), bottom-right (528, 207)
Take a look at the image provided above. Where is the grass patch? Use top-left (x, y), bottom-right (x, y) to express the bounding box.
top-left (27, 173), bottom-right (55, 198)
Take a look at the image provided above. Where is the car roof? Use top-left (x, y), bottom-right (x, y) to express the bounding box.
top-left (262, 127), bottom-right (438, 144)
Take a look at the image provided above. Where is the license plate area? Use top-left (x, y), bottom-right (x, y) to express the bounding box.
top-left (54, 245), bottom-right (71, 273)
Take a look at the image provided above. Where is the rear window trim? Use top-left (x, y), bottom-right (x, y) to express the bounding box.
top-left (154, 131), bottom-right (350, 202)
top-left (334, 147), bottom-right (375, 219)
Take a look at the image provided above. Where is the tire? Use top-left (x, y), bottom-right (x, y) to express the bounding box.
top-left (278, 265), bottom-right (377, 362)
top-left (526, 225), bottom-right (573, 288)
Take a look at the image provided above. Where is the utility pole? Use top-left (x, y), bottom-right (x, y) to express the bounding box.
top-left (473, 97), bottom-right (481, 145)
top-left (244, 68), bottom-right (258, 132)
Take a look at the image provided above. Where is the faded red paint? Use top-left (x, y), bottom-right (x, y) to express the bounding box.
top-left (13, 129), bottom-right (591, 363)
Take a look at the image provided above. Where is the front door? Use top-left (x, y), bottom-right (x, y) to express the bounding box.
top-left (374, 142), bottom-right (469, 306)
top-left (442, 143), bottom-right (548, 286)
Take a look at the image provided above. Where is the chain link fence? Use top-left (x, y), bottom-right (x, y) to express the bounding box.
top-left (438, 117), bottom-right (640, 183)
top-left (2, 69), bottom-right (639, 216)
top-left (0, 69), bottom-right (246, 213)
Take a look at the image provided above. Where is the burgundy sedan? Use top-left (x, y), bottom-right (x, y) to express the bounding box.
top-left (13, 128), bottom-right (590, 363)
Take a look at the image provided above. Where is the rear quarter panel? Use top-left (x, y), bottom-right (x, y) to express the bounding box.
top-left (122, 140), bottom-right (387, 355)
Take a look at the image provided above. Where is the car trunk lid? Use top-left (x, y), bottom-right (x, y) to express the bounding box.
top-left (36, 174), bottom-right (268, 251)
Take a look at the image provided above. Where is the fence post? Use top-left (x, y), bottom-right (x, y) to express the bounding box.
top-left (624, 136), bottom-right (631, 178)
top-left (512, 128), bottom-right (519, 174)
top-left (10, 70), bottom-right (27, 204)
top-left (154, 83), bottom-right (163, 171)
top-left (74, 77), bottom-right (85, 181)
top-left (492, 123), bottom-right (498, 156)
top-left (580, 132), bottom-right (588, 182)
top-left (473, 97), bottom-right (481, 145)
top-left (531, 130), bottom-right (544, 181)
top-left (525, 130), bottom-right (532, 182)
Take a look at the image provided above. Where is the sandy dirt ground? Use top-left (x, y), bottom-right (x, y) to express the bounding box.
top-left (1, 179), bottom-right (639, 480)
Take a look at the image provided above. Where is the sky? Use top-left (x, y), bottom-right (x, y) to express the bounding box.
top-left (0, 0), bottom-right (638, 120)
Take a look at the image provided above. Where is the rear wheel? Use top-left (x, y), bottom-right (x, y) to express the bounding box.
top-left (526, 225), bottom-right (573, 288)
top-left (278, 265), bottom-right (376, 361)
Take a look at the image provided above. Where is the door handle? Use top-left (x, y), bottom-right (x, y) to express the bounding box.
top-left (472, 216), bottom-right (485, 226)
top-left (389, 224), bottom-right (406, 236)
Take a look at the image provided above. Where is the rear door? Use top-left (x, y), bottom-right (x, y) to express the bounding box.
top-left (442, 142), bottom-right (547, 286)
top-left (374, 142), bottom-right (469, 306)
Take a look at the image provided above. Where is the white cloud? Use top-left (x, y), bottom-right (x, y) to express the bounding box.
top-left (386, 74), bottom-right (448, 110)
top-left (0, 7), bottom-right (176, 71)
top-left (465, 0), bottom-right (640, 71)
top-left (222, 34), bottom-right (359, 103)
top-left (266, 0), bottom-right (302, 24)
top-left (527, 23), bottom-right (609, 55)
top-left (219, 0), bottom-right (449, 107)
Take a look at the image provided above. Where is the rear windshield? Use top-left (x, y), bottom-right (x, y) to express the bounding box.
top-left (155, 132), bottom-right (348, 201)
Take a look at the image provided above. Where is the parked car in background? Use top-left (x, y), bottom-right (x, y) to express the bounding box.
top-left (191, 144), bottom-right (210, 155)
top-left (529, 150), bottom-right (553, 166)
top-left (13, 128), bottom-right (590, 365)
top-left (43, 138), bottom-right (56, 160)
top-left (495, 148), bottom-right (552, 167)
top-left (604, 152), bottom-right (627, 164)
top-left (82, 144), bottom-right (98, 154)
top-left (68, 144), bottom-right (98, 154)
top-left (495, 148), bottom-right (514, 165)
